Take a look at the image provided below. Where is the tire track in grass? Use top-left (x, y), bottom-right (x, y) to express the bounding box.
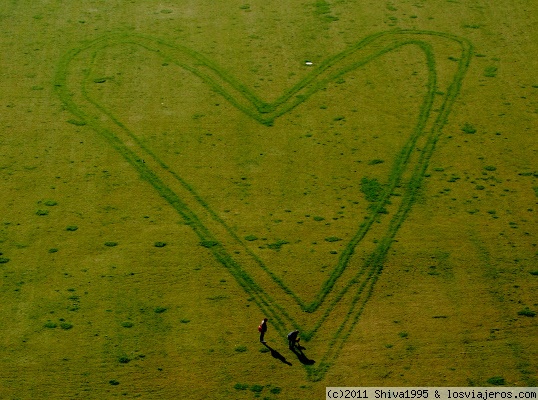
top-left (55, 30), bottom-right (472, 380)
top-left (470, 230), bottom-right (537, 386)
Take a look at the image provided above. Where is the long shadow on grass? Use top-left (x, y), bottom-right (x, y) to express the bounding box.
top-left (263, 343), bottom-right (292, 366)
top-left (291, 345), bottom-right (315, 366)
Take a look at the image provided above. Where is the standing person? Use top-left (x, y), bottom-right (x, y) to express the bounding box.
top-left (259, 318), bottom-right (268, 343)
top-left (287, 330), bottom-right (300, 350)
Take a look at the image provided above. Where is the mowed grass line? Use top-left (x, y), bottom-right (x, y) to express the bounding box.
top-left (55, 40), bottom-right (295, 336)
top-left (55, 30), bottom-right (472, 380)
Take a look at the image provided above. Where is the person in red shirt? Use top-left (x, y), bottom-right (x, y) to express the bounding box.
top-left (259, 318), bottom-right (268, 343)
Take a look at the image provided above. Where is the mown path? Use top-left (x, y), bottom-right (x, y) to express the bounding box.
top-left (55, 30), bottom-right (472, 380)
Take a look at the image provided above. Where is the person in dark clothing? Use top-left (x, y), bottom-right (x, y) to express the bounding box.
top-left (287, 330), bottom-right (300, 349)
top-left (259, 318), bottom-right (268, 343)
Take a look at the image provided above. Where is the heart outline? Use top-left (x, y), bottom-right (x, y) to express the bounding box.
top-left (55, 30), bottom-right (472, 380)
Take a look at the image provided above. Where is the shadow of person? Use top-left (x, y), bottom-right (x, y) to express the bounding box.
top-left (263, 343), bottom-right (292, 366)
top-left (291, 345), bottom-right (315, 365)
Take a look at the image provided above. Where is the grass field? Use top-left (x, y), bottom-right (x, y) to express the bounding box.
top-left (1, 1), bottom-right (537, 398)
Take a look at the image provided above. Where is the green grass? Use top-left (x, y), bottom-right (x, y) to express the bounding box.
top-left (517, 307), bottom-right (536, 317)
top-left (325, 236), bottom-right (342, 242)
top-left (266, 239), bottom-right (289, 250)
top-left (486, 376), bottom-right (505, 386)
top-left (55, 29), bottom-right (473, 381)
top-left (200, 240), bottom-right (218, 248)
top-left (368, 159), bottom-right (385, 165)
top-left (484, 66), bottom-right (498, 77)
top-left (67, 119), bottom-right (86, 126)
top-left (461, 122), bottom-right (476, 134)
top-left (207, 295), bottom-right (228, 301)
top-left (250, 384), bottom-right (264, 393)
top-left (313, 0), bottom-right (339, 22)
top-left (360, 177), bottom-right (384, 203)
top-left (233, 383), bottom-right (249, 390)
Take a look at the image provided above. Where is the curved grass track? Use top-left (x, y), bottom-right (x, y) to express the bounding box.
top-left (55, 29), bottom-right (472, 380)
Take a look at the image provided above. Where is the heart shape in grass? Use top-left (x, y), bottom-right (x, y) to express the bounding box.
top-left (56, 30), bottom-right (471, 380)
